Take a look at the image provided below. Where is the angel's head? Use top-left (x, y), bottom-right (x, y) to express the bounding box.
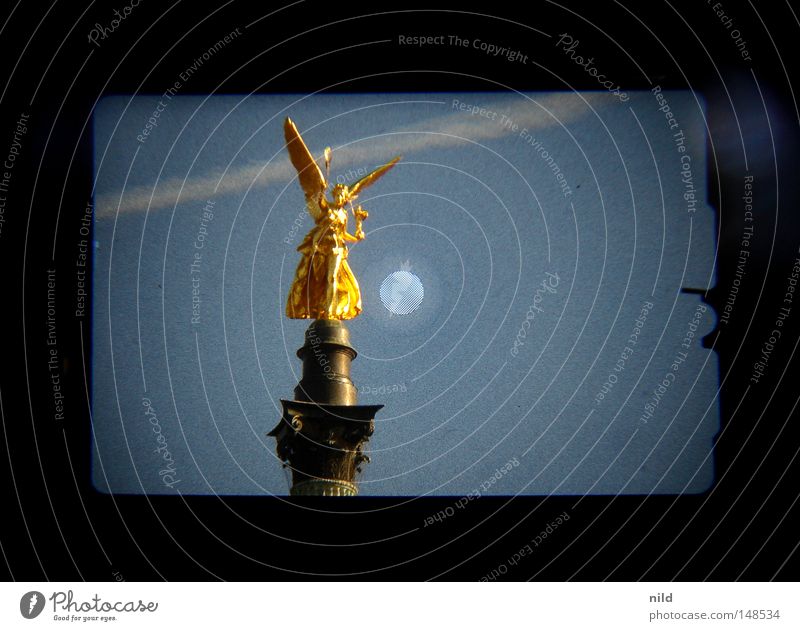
top-left (331, 184), bottom-right (349, 206)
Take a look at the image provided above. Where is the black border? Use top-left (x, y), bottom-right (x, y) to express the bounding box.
top-left (1, 0), bottom-right (799, 580)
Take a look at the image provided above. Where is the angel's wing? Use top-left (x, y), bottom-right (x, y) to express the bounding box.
top-left (284, 118), bottom-right (327, 211)
top-left (348, 156), bottom-right (401, 199)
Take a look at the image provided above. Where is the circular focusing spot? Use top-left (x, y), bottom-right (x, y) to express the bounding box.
top-left (380, 270), bottom-right (424, 315)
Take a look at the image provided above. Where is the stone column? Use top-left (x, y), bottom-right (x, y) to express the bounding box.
top-left (269, 320), bottom-right (383, 496)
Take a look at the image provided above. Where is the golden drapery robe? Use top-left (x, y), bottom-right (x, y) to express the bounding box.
top-left (286, 207), bottom-right (362, 320)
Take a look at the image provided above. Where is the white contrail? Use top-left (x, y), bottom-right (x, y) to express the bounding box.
top-left (94, 92), bottom-right (595, 218)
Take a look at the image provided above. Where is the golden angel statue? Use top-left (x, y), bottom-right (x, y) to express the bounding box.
top-left (284, 117), bottom-right (400, 320)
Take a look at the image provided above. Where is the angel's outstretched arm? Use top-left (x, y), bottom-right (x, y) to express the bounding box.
top-left (342, 231), bottom-right (363, 242)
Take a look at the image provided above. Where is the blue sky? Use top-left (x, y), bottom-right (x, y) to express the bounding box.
top-left (92, 91), bottom-right (718, 496)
